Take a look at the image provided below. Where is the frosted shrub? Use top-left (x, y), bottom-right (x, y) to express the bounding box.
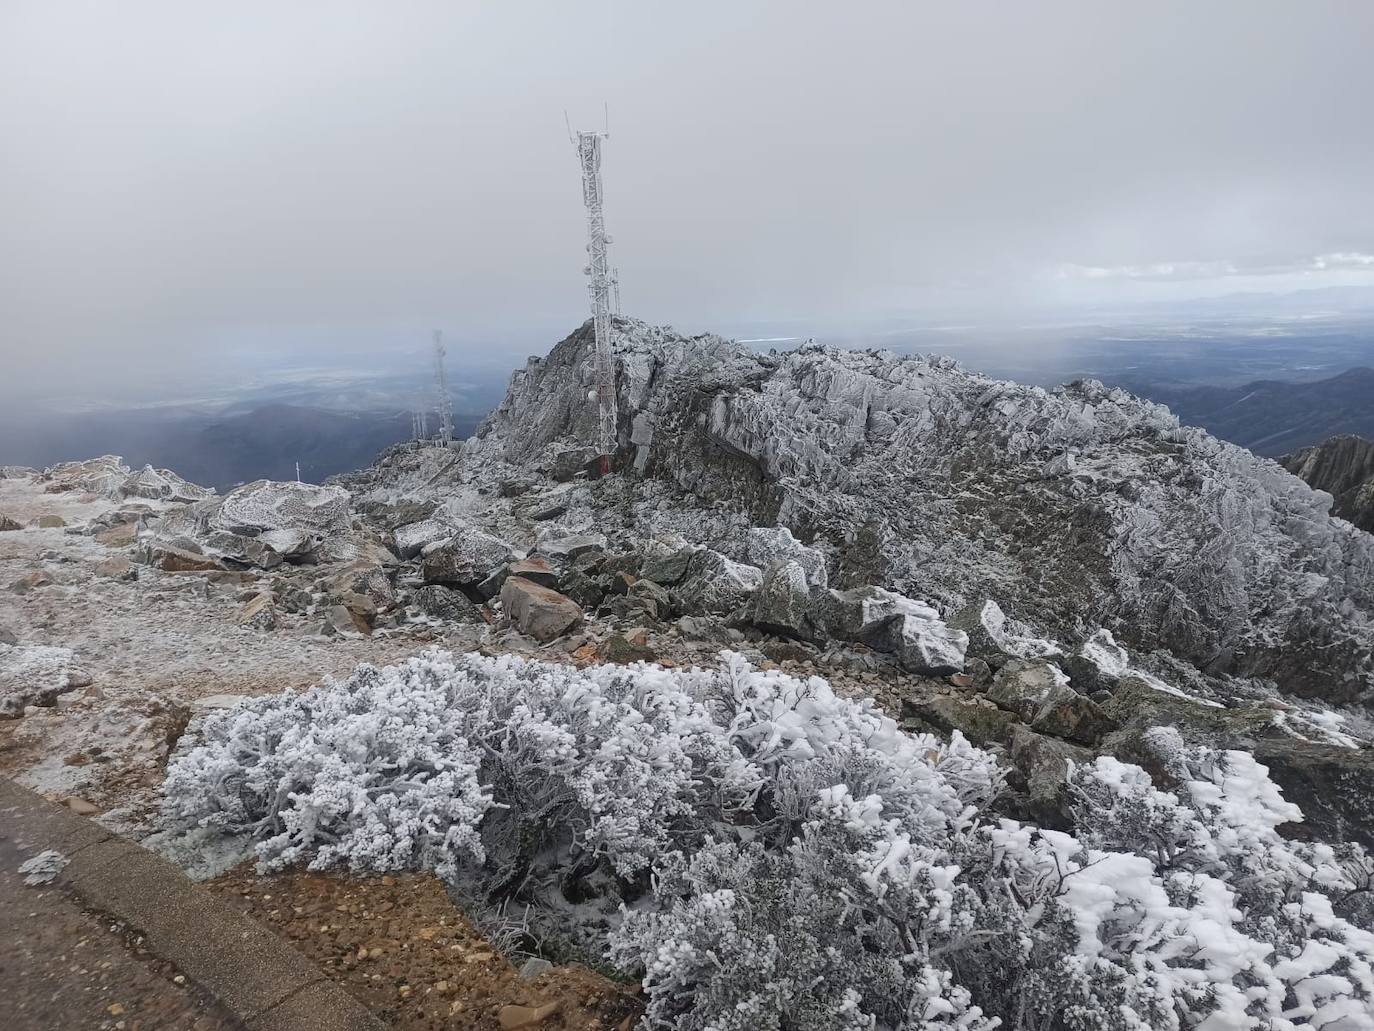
top-left (164, 652), bottom-right (1374, 1030)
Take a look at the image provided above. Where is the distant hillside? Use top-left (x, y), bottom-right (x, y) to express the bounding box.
top-left (1144, 367), bottom-right (1374, 456)
top-left (0, 403), bottom-right (481, 490)
top-left (1281, 434), bottom-right (1374, 533)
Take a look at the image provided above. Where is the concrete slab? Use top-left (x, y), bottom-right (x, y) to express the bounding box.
top-left (247, 978), bottom-right (382, 1031)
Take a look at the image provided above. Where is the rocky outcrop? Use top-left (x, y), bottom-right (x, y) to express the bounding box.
top-left (143, 479), bottom-right (355, 571)
top-left (1281, 434), bottom-right (1374, 533)
top-left (464, 318), bottom-right (1374, 706)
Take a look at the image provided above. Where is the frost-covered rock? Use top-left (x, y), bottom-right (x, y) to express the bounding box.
top-left (410, 584), bottom-right (478, 621)
top-left (861, 605), bottom-right (969, 675)
top-left (671, 549), bottom-right (762, 616)
top-left (393, 518), bottom-right (457, 559)
top-left (213, 480), bottom-right (351, 539)
top-left (948, 599), bottom-right (1062, 668)
top-left (749, 560), bottom-right (813, 638)
top-left (0, 643), bottom-right (84, 717)
top-left (118, 465), bottom-right (215, 504)
top-left (421, 529), bottom-right (512, 588)
top-left (466, 318), bottom-right (1374, 705)
top-left (740, 526), bottom-right (827, 589)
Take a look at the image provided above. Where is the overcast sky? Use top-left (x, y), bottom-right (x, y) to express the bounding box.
top-left (4, 1), bottom-right (1374, 402)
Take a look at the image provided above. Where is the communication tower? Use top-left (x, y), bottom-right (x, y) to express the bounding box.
top-left (572, 122), bottom-right (619, 474)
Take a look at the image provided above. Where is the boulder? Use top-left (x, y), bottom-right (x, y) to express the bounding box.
top-left (861, 609), bottom-right (968, 675)
top-left (741, 526), bottom-right (828, 588)
top-left (94, 555), bottom-right (135, 580)
top-left (213, 479), bottom-right (351, 539)
top-left (672, 550), bottom-right (762, 616)
top-left (986, 659), bottom-right (1076, 722)
top-left (422, 530), bottom-right (513, 588)
top-left (0, 514), bottom-right (21, 532)
top-left (500, 577), bottom-right (583, 643)
top-left (1030, 690), bottom-right (1117, 747)
top-left (815, 585), bottom-right (935, 641)
top-left (411, 585), bottom-right (478, 622)
top-left (313, 530), bottom-right (398, 568)
top-left (36, 515), bottom-right (66, 528)
top-left (322, 604), bottom-right (370, 637)
top-left (1057, 628), bottom-right (1130, 695)
top-left (1252, 739), bottom-right (1374, 850)
top-left (364, 498), bottom-right (437, 530)
top-left (750, 560), bottom-right (813, 639)
top-left (321, 564), bottom-right (396, 614)
top-left (947, 599), bottom-right (1061, 669)
top-left (1003, 724), bottom-right (1093, 829)
top-left (901, 694), bottom-right (1018, 748)
top-left (0, 643), bottom-right (83, 717)
top-left (508, 555), bottom-right (558, 589)
top-left (627, 578), bottom-right (671, 613)
top-left (95, 522), bottom-right (139, 547)
top-left (640, 543), bottom-right (695, 586)
top-left (539, 534), bottom-right (608, 561)
top-left (557, 567), bottom-right (608, 609)
top-left (394, 519), bottom-right (457, 560)
top-left (234, 593), bottom-right (278, 631)
top-left (118, 465), bottom-right (214, 504)
top-left (146, 542), bottom-right (224, 573)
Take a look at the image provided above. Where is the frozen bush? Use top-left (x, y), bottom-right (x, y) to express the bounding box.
top-left (164, 651), bottom-right (1374, 1030)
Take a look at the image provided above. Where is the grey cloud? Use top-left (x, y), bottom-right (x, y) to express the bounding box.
top-left (3, 1), bottom-right (1374, 402)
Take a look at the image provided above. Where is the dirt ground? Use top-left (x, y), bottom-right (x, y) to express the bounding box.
top-left (207, 864), bottom-right (641, 1031)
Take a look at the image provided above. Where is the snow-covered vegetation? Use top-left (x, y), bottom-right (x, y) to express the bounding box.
top-left (163, 651), bottom-right (1374, 1030)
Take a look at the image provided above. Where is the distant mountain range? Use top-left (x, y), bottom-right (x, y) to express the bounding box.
top-left (1135, 367), bottom-right (1374, 456)
top-left (0, 403), bottom-right (482, 491)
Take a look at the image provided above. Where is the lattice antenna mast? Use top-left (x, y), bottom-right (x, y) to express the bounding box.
top-left (573, 124), bottom-right (619, 474)
top-left (432, 330), bottom-right (454, 446)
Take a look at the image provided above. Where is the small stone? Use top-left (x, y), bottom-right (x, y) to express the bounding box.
top-left (65, 796), bottom-right (98, 815)
top-left (519, 957), bottom-right (554, 980)
top-left (37, 514), bottom-right (67, 528)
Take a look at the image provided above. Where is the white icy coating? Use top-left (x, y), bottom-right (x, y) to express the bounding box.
top-left (465, 318), bottom-right (1374, 703)
top-left (0, 642), bottom-right (80, 716)
top-left (212, 479), bottom-right (351, 538)
top-left (40, 455), bottom-right (214, 503)
top-left (165, 650), bottom-right (1374, 1031)
top-left (18, 848), bottom-right (68, 885)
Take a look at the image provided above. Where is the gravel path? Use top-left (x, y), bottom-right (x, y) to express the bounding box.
top-left (0, 836), bottom-right (241, 1031)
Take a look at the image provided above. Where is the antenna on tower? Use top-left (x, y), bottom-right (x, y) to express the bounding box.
top-left (432, 330), bottom-right (454, 446)
top-left (571, 115), bottom-right (619, 476)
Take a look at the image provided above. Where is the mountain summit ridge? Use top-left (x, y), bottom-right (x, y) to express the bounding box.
top-left (460, 317), bottom-right (1374, 704)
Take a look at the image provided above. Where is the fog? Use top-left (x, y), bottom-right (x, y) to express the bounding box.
top-left (4, 1), bottom-right (1374, 404)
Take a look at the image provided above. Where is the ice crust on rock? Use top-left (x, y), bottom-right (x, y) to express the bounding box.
top-left (462, 318), bottom-right (1374, 704)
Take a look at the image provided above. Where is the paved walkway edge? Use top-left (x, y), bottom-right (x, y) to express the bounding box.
top-left (0, 777), bottom-right (383, 1031)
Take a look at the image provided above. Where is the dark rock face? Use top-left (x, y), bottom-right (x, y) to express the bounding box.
top-left (1281, 434), bottom-right (1374, 533)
